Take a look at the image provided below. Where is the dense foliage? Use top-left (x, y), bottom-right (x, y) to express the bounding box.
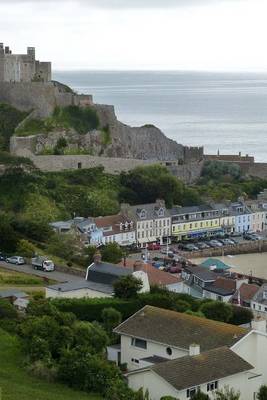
top-left (0, 103), bottom-right (28, 150)
top-left (52, 287), bottom-right (253, 326)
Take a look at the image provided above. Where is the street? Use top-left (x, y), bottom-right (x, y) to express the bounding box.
top-left (0, 261), bottom-right (84, 283)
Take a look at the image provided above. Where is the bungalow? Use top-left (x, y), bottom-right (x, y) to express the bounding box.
top-left (111, 306), bottom-right (266, 400)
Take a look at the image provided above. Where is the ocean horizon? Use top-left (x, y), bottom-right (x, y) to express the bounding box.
top-left (53, 70), bottom-right (267, 162)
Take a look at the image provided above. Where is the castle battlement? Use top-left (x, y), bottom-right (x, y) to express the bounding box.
top-left (0, 43), bottom-right (51, 83)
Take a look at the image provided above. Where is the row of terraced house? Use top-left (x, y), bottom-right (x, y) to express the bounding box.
top-left (50, 194), bottom-right (267, 248)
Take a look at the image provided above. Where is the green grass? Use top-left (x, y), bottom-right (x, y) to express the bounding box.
top-left (0, 328), bottom-right (102, 400)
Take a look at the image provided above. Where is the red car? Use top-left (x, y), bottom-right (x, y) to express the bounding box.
top-left (147, 243), bottom-right (161, 251)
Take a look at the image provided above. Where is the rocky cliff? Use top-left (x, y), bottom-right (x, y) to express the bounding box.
top-left (1, 80), bottom-right (203, 163)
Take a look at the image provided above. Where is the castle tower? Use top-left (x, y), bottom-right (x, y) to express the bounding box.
top-left (27, 47), bottom-right (35, 61)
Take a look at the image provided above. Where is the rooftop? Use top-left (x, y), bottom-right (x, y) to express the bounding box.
top-left (114, 306), bottom-right (248, 351)
top-left (47, 279), bottom-right (114, 295)
top-left (204, 277), bottom-right (237, 296)
top-left (200, 258), bottom-right (231, 271)
top-left (150, 347), bottom-right (253, 391)
top-left (87, 261), bottom-right (132, 287)
top-left (184, 265), bottom-right (217, 282)
top-left (252, 283), bottom-right (267, 305)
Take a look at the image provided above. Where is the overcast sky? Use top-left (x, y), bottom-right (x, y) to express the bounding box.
top-left (0, 0), bottom-right (266, 71)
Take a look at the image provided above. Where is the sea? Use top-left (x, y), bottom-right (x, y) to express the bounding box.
top-left (53, 71), bottom-right (267, 162)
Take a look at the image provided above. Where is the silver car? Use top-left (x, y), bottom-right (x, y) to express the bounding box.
top-left (6, 256), bottom-right (25, 265)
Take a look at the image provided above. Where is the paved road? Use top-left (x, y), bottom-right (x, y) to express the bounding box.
top-left (0, 261), bottom-right (84, 283)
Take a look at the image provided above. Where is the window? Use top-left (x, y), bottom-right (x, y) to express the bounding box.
top-left (207, 381), bottom-right (218, 392)
top-left (166, 347), bottom-right (172, 356)
top-left (131, 338), bottom-right (147, 349)
top-left (186, 387), bottom-right (200, 398)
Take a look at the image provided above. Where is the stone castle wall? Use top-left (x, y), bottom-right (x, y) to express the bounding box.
top-left (0, 81), bottom-right (92, 118)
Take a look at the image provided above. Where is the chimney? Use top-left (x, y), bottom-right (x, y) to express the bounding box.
top-left (189, 343), bottom-right (200, 356)
top-left (251, 317), bottom-right (266, 333)
top-left (93, 251), bottom-right (102, 265)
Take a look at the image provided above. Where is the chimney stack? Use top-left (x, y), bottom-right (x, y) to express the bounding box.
top-left (189, 343), bottom-right (200, 356)
top-left (93, 250), bottom-right (102, 265)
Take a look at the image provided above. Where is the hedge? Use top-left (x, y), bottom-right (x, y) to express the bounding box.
top-left (52, 297), bottom-right (141, 322)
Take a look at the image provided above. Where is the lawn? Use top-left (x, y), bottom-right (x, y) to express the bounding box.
top-left (0, 329), bottom-right (102, 400)
top-left (0, 267), bottom-right (55, 287)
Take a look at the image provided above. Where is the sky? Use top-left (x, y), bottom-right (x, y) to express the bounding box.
top-left (0, 0), bottom-right (267, 71)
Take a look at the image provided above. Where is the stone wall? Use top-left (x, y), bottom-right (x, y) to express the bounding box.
top-left (247, 163), bottom-right (267, 179)
top-left (0, 81), bottom-right (92, 118)
top-left (23, 151), bottom-right (156, 174)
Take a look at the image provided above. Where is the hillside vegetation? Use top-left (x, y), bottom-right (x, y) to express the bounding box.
top-left (0, 328), bottom-right (101, 400)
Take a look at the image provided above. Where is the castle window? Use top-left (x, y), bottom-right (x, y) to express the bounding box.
top-left (78, 162), bottom-right (82, 169)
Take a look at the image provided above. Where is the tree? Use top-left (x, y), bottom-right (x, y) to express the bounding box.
top-left (229, 305), bottom-right (253, 325)
top-left (119, 165), bottom-right (184, 207)
top-left (113, 275), bottom-right (143, 299)
top-left (200, 301), bottom-right (233, 323)
top-left (0, 299), bottom-right (18, 319)
top-left (100, 243), bottom-right (123, 264)
top-left (214, 386), bottom-right (240, 400)
top-left (0, 216), bottom-right (19, 253)
top-left (191, 391), bottom-right (209, 400)
top-left (101, 307), bottom-right (122, 335)
top-left (17, 239), bottom-right (35, 258)
top-left (257, 385), bottom-right (267, 400)
top-left (72, 321), bottom-right (108, 354)
top-left (46, 232), bottom-right (81, 262)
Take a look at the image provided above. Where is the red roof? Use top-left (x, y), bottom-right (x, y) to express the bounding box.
top-left (232, 283), bottom-right (259, 303)
top-left (118, 259), bottom-right (181, 286)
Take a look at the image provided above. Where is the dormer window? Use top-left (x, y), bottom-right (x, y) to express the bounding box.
top-left (140, 209), bottom-right (147, 219)
top-left (158, 207), bottom-right (164, 217)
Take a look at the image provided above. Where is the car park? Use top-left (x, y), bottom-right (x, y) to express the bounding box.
top-left (6, 256), bottom-right (25, 265)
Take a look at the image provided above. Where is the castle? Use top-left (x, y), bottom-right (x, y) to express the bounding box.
top-left (0, 43), bottom-right (51, 83)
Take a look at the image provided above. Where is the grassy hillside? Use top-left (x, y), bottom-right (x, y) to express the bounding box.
top-left (0, 328), bottom-right (101, 400)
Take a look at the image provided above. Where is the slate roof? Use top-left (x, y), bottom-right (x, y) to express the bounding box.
top-left (114, 306), bottom-right (248, 351)
top-left (87, 261), bottom-right (132, 286)
top-left (47, 279), bottom-right (114, 295)
top-left (0, 289), bottom-right (28, 299)
top-left (170, 205), bottom-right (214, 216)
top-left (150, 347), bottom-right (253, 391)
top-left (129, 201), bottom-right (171, 221)
top-left (184, 265), bottom-right (217, 282)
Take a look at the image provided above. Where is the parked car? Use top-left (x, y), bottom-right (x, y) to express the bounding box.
top-left (6, 256), bottom-right (25, 265)
top-left (184, 244), bottom-right (199, 251)
top-left (147, 243), bottom-right (161, 251)
top-left (220, 238), bottom-right (235, 246)
top-left (208, 240), bottom-right (223, 248)
top-left (197, 242), bottom-right (210, 250)
top-left (0, 253), bottom-right (7, 261)
top-left (243, 232), bottom-right (256, 240)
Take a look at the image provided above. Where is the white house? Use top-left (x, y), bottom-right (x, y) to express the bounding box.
top-left (94, 214), bottom-right (136, 247)
top-left (250, 283), bottom-right (267, 314)
top-left (121, 200), bottom-right (171, 248)
top-left (111, 305), bottom-right (267, 400)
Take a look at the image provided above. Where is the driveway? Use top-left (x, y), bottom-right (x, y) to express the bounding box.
top-left (0, 261), bottom-right (84, 283)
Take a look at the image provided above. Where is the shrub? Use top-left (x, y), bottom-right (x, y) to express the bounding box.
top-left (101, 307), bottom-right (122, 335)
top-left (0, 299), bottom-right (18, 319)
top-left (200, 301), bottom-right (233, 323)
top-left (113, 275), bottom-right (143, 299)
top-left (17, 239), bottom-right (36, 258)
top-left (229, 305), bottom-right (253, 325)
top-left (257, 385), bottom-right (267, 400)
